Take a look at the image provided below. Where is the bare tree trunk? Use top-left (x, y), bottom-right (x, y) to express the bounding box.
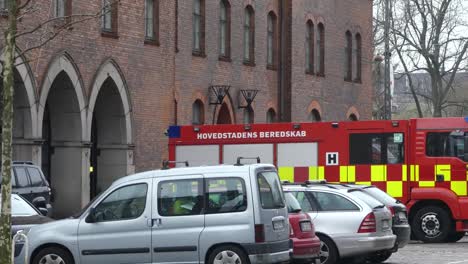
top-left (0, 0), bottom-right (17, 263)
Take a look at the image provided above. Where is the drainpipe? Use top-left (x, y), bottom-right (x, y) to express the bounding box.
top-left (278, 0), bottom-right (284, 122)
top-left (278, 0), bottom-right (291, 122)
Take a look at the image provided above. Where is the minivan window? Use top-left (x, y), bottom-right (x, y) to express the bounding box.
top-left (28, 168), bottom-right (44, 187)
top-left (94, 183), bottom-right (147, 222)
top-left (14, 167), bottom-right (30, 188)
top-left (158, 179), bottom-right (203, 216)
top-left (206, 178), bottom-right (247, 214)
top-left (284, 192), bottom-right (302, 213)
top-left (312, 191), bottom-right (359, 211)
top-left (257, 171), bottom-right (285, 209)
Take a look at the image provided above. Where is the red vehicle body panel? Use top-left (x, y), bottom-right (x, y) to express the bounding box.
top-left (288, 212), bottom-right (320, 261)
top-left (168, 117), bottom-right (468, 232)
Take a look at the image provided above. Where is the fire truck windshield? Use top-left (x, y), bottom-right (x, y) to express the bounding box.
top-left (426, 132), bottom-right (468, 162)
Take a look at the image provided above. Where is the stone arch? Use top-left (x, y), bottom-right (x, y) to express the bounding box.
top-left (87, 59), bottom-right (134, 198)
top-left (87, 59), bottom-right (133, 144)
top-left (38, 52), bottom-right (88, 218)
top-left (0, 50), bottom-right (39, 162)
top-left (346, 106), bottom-right (360, 121)
top-left (38, 52), bottom-right (87, 140)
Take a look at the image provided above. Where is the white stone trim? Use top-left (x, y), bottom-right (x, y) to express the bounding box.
top-left (37, 53), bottom-right (87, 141)
top-left (87, 59), bottom-right (133, 144)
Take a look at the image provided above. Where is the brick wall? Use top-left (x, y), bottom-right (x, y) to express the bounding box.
top-left (0, 0), bottom-right (373, 173)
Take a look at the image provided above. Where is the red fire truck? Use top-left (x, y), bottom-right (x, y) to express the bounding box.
top-left (167, 117), bottom-right (468, 243)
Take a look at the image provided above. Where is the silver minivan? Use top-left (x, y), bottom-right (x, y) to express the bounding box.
top-left (15, 164), bottom-right (290, 264)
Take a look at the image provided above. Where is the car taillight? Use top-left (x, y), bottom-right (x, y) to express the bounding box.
top-left (255, 224), bottom-right (265, 243)
top-left (300, 221), bottom-right (312, 232)
top-left (358, 213), bottom-right (376, 233)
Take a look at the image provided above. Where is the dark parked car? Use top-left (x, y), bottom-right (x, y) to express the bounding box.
top-left (2, 194), bottom-right (53, 257)
top-left (9, 161), bottom-right (52, 214)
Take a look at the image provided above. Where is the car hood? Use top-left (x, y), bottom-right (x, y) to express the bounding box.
top-left (11, 215), bottom-right (54, 237)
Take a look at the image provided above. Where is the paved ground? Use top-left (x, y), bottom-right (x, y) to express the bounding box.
top-left (384, 237), bottom-right (468, 264)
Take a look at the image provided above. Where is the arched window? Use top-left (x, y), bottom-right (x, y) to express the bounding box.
top-left (192, 100), bottom-right (205, 125)
top-left (243, 106), bottom-right (254, 124)
top-left (193, 0), bottom-right (205, 55)
top-left (309, 109), bottom-right (321, 122)
top-left (345, 31), bottom-right (353, 81)
top-left (219, 0), bottom-right (231, 58)
top-left (267, 11), bottom-right (277, 68)
top-left (306, 20), bottom-right (314, 73)
top-left (243, 6), bottom-right (255, 64)
top-left (266, 108), bottom-right (276, 123)
top-left (317, 23), bottom-right (325, 76)
top-left (355, 33), bottom-right (362, 82)
top-left (349, 113), bottom-right (358, 121)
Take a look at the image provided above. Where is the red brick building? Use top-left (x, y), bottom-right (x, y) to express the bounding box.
top-left (0, 0), bottom-right (372, 217)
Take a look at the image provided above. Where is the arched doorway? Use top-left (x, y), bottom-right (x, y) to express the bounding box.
top-left (0, 52), bottom-right (38, 163)
top-left (41, 71), bottom-right (85, 218)
top-left (266, 108), bottom-right (276, 123)
top-left (38, 54), bottom-right (87, 218)
top-left (87, 60), bottom-right (133, 199)
top-left (217, 103), bottom-right (232, 124)
top-left (349, 114), bottom-right (358, 121)
top-left (192, 99), bottom-right (205, 125)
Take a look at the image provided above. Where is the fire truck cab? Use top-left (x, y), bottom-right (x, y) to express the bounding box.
top-left (168, 117), bottom-right (468, 243)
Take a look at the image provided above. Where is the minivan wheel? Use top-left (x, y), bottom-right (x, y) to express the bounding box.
top-left (32, 247), bottom-right (74, 264)
top-left (412, 206), bottom-right (451, 243)
top-left (208, 245), bottom-right (249, 264)
top-left (317, 235), bottom-right (338, 264)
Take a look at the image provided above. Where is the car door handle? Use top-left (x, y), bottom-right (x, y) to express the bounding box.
top-left (149, 218), bottom-right (162, 227)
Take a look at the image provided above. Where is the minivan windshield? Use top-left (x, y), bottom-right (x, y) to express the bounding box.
top-left (284, 192), bottom-right (302, 213)
top-left (257, 171), bottom-right (285, 209)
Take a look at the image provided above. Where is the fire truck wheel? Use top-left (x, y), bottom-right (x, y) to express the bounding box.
top-left (412, 206), bottom-right (451, 243)
top-left (445, 232), bottom-right (466, 243)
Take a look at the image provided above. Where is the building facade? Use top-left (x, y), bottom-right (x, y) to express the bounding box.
top-left (0, 0), bottom-right (373, 217)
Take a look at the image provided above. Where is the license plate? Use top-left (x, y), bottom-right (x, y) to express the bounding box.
top-left (382, 220), bottom-right (390, 230)
top-left (273, 220), bottom-right (284, 230)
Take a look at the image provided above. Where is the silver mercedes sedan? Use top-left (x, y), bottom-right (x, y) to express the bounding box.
top-left (283, 182), bottom-right (396, 264)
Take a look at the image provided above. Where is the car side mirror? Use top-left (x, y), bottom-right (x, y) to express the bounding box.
top-left (38, 207), bottom-right (48, 216)
top-left (86, 208), bottom-right (97, 223)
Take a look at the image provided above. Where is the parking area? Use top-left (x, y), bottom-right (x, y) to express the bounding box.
top-left (383, 237), bottom-right (468, 264)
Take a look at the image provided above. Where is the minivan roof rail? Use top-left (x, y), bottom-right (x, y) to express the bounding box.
top-left (13, 161), bottom-right (34, 165)
top-left (235, 157), bottom-right (260, 166)
top-left (161, 160), bottom-right (189, 170)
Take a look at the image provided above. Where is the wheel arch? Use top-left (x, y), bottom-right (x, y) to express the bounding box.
top-left (204, 242), bottom-right (250, 264)
top-left (315, 232), bottom-right (340, 259)
top-left (408, 187), bottom-right (461, 220)
top-left (30, 243), bottom-right (76, 264)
